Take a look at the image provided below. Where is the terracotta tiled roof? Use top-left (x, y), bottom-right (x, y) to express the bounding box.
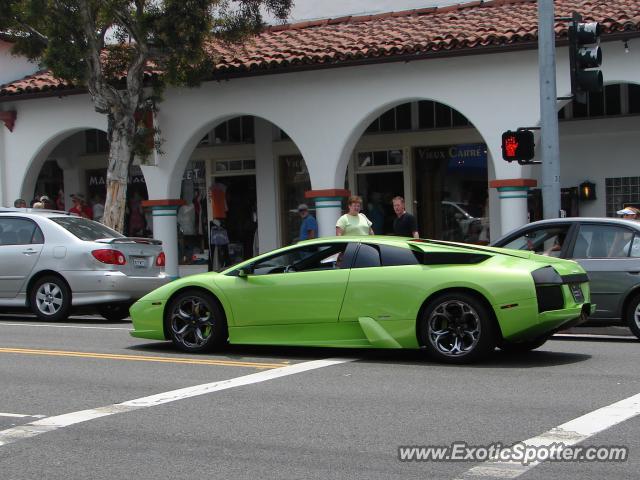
top-left (1, 0), bottom-right (639, 98)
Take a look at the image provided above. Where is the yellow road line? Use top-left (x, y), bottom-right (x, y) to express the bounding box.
top-left (0, 347), bottom-right (289, 369)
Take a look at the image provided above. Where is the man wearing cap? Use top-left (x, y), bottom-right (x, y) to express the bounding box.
top-left (617, 207), bottom-right (640, 220)
top-left (298, 203), bottom-right (318, 241)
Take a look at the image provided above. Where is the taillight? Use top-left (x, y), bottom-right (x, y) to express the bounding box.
top-left (155, 251), bottom-right (165, 267)
top-left (92, 249), bottom-right (126, 265)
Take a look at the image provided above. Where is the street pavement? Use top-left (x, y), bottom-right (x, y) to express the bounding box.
top-left (0, 313), bottom-right (638, 480)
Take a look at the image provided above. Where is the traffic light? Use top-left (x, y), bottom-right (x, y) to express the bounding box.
top-left (501, 130), bottom-right (535, 163)
top-left (568, 12), bottom-right (603, 103)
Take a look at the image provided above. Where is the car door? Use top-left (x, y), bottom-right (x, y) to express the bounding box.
top-left (0, 217), bottom-right (44, 298)
top-left (567, 222), bottom-right (640, 319)
top-left (219, 242), bottom-right (352, 326)
top-left (339, 242), bottom-right (424, 323)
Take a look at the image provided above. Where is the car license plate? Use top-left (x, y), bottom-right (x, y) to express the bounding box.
top-left (133, 258), bottom-right (146, 268)
top-left (570, 284), bottom-right (584, 303)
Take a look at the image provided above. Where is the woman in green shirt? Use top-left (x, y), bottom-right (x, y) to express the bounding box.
top-left (336, 195), bottom-right (374, 236)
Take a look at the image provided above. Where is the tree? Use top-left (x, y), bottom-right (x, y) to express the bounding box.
top-left (0, 0), bottom-right (292, 232)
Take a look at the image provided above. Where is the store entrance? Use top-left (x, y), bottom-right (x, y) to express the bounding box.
top-left (211, 175), bottom-right (257, 264)
top-left (356, 172), bottom-right (404, 234)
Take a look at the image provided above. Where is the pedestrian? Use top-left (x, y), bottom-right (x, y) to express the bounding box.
top-left (617, 206), bottom-right (640, 220)
top-left (297, 203), bottom-right (318, 240)
top-left (392, 196), bottom-right (419, 238)
top-left (32, 201), bottom-right (44, 209)
top-left (336, 195), bottom-right (374, 236)
top-left (69, 193), bottom-right (92, 218)
top-left (13, 198), bottom-right (27, 208)
top-left (39, 195), bottom-right (54, 209)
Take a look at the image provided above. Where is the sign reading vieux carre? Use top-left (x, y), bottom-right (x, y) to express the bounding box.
top-left (415, 143), bottom-right (488, 172)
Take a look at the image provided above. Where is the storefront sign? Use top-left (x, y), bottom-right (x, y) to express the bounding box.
top-left (415, 143), bottom-right (487, 173)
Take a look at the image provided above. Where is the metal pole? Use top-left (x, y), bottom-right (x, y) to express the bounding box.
top-left (538, 0), bottom-right (562, 218)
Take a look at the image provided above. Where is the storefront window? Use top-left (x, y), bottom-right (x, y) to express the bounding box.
top-left (85, 165), bottom-right (150, 236)
top-left (280, 155), bottom-right (311, 245)
top-left (178, 160), bottom-right (207, 265)
top-left (414, 143), bottom-right (489, 243)
top-left (33, 160), bottom-right (64, 209)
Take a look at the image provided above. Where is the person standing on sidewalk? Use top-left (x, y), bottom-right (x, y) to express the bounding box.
top-left (336, 195), bottom-right (374, 236)
top-left (392, 196), bottom-right (419, 238)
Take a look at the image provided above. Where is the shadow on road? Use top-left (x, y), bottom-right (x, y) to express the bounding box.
top-left (126, 341), bottom-right (591, 368)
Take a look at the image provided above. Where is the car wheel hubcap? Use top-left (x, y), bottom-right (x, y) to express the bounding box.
top-left (633, 303), bottom-right (640, 329)
top-left (170, 297), bottom-right (214, 348)
top-left (35, 283), bottom-right (63, 315)
top-left (428, 300), bottom-right (480, 356)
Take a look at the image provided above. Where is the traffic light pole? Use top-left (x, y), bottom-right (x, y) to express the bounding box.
top-left (538, 0), bottom-right (562, 219)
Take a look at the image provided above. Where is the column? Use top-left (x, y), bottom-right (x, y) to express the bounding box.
top-left (142, 199), bottom-right (185, 279)
top-left (305, 189), bottom-right (350, 237)
top-left (254, 117), bottom-right (278, 253)
top-left (489, 179), bottom-right (537, 236)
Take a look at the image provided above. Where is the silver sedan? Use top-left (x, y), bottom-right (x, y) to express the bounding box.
top-left (0, 209), bottom-right (171, 321)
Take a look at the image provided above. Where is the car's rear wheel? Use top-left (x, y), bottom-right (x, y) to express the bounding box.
top-left (625, 294), bottom-right (640, 340)
top-left (499, 335), bottom-right (549, 353)
top-left (420, 292), bottom-right (496, 363)
top-left (98, 304), bottom-right (131, 322)
top-left (29, 275), bottom-right (71, 322)
top-left (166, 290), bottom-right (227, 352)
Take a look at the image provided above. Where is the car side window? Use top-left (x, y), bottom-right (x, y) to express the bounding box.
top-left (251, 243), bottom-right (347, 275)
top-left (379, 244), bottom-right (420, 266)
top-left (574, 224), bottom-right (636, 258)
top-left (353, 243), bottom-right (382, 268)
top-left (0, 218), bottom-right (43, 246)
top-left (501, 225), bottom-right (570, 257)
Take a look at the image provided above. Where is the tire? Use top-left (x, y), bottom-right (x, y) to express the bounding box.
top-left (29, 275), bottom-right (71, 322)
top-left (499, 335), bottom-right (549, 353)
top-left (98, 304), bottom-right (131, 322)
top-left (625, 294), bottom-right (640, 340)
top-left (165, 290), bottom-right (227, 353)
top-left (419, 292), bottom-right (497, 364)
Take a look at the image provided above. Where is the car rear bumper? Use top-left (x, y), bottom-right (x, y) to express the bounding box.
top-left (66, 270), bottom-right (172, 306)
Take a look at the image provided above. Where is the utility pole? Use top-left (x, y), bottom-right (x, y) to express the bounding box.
top-left (538, 0), bottom-right (562, 218)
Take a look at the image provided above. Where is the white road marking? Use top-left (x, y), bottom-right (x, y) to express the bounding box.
top-left (0, 357), bottom-right (354, 447)
top-left (553, 333), bottom-right (634, 341)
top-left (0, 413), bottom-right (46, 419)
top-left (454, 391), bottom-right (640, 479)
top-left (0, 322), bottom-right (130, 331)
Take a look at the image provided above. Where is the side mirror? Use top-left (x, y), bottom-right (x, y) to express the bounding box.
top-left (237, 265), bottom-right (253, 277)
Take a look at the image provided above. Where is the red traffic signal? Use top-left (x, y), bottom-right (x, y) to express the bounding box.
top-left (501, 130), bottom-right (535, 162)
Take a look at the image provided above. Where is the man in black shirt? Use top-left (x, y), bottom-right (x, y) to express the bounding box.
top-left (392, 196), bottom-right (419, 238)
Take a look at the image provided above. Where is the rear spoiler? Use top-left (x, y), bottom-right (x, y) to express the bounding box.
top-left (96, 237), bottom-right (162, 245)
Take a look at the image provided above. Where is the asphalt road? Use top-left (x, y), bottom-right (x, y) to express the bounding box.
top-left (0, 314), bottom-right (639, 480)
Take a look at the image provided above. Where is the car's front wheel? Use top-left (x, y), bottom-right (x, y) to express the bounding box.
top-left (625, 294), bottom-right (640, 340)
top-left (98, 304), bottom-right (131, 322)
top-left (165, 290), bottom-right (227, 352)
top-left (29, 275), bottom-right (71, 322)
top-left (420, 292), bottom-right (497, 363)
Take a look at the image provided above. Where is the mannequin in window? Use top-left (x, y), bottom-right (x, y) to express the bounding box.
top-left (210, 182), bottom-right (228, 219)
top-left (178, 201), bottom-right (197, 263)
top-left (209, 219), bottom-right (230, 271)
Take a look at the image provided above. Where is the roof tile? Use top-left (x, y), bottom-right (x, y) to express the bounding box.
top-left (1, 0), bottom-right (639, 98)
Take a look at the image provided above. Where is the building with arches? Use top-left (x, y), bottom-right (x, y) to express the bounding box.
top-left (1, 0), bottom-right (639, 276)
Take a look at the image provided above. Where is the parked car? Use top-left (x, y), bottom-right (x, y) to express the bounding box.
top-left (0, 208), bottom-right (170, 321)
top-left (130, 236), bottom-right (592, 363)
top-left (492, 217), bottom-right (640, 339)
top-left (441, 201), bottom-right (488, 243)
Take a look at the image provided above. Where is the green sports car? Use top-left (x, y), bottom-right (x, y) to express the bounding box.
top-left (129, 236), bottom-right (594, 363)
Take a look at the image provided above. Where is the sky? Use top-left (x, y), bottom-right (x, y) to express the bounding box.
top-left (265, 0), bottom-right (461, 23)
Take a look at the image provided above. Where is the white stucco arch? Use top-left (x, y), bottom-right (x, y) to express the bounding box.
top-left (1, 95), bottom-right (105, 205)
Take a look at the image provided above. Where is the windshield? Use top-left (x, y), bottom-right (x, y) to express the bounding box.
top-left (50, 217), bottom-right (123, 241)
